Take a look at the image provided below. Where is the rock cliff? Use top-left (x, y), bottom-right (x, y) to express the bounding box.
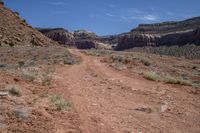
top-left (116, 17), bottom-right (200, 50)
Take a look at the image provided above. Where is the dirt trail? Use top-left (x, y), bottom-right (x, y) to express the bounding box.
top-left (53, 49), bottom-right (200, 133)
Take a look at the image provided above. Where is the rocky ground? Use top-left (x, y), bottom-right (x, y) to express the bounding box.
top-left (1, 46), bottom-right (199, 133)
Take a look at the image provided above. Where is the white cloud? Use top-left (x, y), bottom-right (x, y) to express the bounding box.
top-left (142, 15), bottom-right (158, 21)
top-left (48, 1), bottom-right (68, 6)
top-left (166, 11), bottom-right (174, 16)
top-left (49, 10), bottom-right (66, 14)
top-left (126, 8), bottom-right (143, 14)
top-left (105, 13), bottom-right (115, 17)
top-left (109, 4), bottom-right (117, 8)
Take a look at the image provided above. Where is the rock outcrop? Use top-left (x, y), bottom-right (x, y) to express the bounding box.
top-left (38, 28), bottom-right (111, 49)
top-left (0, 3), bottom-right (57, 46)
top-left (116, 17), bottom-right (200, 50)
top-left (38, 28), bottom-right (75, 46)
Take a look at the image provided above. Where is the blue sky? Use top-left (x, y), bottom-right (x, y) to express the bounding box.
top-left (4, 0), bottom-right (200, 35)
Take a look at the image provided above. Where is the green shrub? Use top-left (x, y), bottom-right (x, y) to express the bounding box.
top-left (51, 95), bottom-right (71, 111)
top-left (143, 72), bottom-right (160, 81)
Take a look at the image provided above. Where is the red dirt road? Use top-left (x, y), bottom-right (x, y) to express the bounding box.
top-left (53, 49), bottom-right (200, 133)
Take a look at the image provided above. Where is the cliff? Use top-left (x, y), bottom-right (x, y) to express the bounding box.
top-left (116, 17), bottom-right (200, 50)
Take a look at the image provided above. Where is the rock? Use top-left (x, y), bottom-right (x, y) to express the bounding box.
top-left (0, 91), bottom-right (8, 97)
top-left (75, 40), bottom-right (97, 49)
top-left (38, 28), bottom-right (75, 46)
top-left (116, 17), bottom-right (200, 50)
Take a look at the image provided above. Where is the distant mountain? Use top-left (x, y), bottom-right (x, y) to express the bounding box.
top-left (0, 3), bottom-right (57, 46)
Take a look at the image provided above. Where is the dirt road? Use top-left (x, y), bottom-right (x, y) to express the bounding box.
top-left (53, 49), bottom-right (200, 133)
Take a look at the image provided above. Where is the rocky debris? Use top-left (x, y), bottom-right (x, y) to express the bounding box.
top-left (0, 4), bottom-right (57, 46)
top-left (116, 17), bottom-right (200, 50)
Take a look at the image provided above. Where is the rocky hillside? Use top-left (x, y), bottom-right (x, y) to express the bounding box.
top-left (116, 17), bottom-right (200, 50)
top-left (0, 3), bottom-right (56, 46)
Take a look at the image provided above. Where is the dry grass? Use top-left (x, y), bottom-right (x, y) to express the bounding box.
top-left (82, 49), bottom-right (199, 88)
top-left (51, 95), bottom-right (71, 111)
top-left (164, 76), bottom-right (192, 86)
top-left (143, 72), bottom-right (161, 81)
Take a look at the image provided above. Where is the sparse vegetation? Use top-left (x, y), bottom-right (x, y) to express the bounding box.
top-left (51, 95), bottom-right (71, 111)
top-left (18, 61), bottom-right (25, 67)
top-left (164, 76), bottom-right (192, 86)
top-left (40, 90), bottom-right (49, 98)
top-left (22, 70), bottom-right (36, 82)
top-left (64, 59), bottom-right (75, 65)
top-left (83, 49), bottom-right (199, 87)
top-left (143, 72), bottom-right (161, 81)
top-left (128, 44), bottom-right (200, 60)
top-left (9, 42), bottom-right (14, 47)
top-left (7, 85), bottom-right (22, 96)
top-left (140, 59), bottom-right (151, 66)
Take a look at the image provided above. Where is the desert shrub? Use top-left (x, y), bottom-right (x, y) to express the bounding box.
top-left (63, 59), bottom-right (74, 65)
top-left (140, 59), bottom-right (151, 66)
top-left (22, 70), bottom-right (36, 81)
top-left (51, 95), bottom-right (71, 111)
top-left (40, 90), bottom-right (49, 98)
top-left (143, 72), bottom-right (160, 81)
top-left (9, 42), bottom-right (14, 47)
top-left (18, 61), bottom-right (25, 67)
top-left (164, 76), bottom-right (192, 86)
top-left (8, 85), bottom-right (22, 96)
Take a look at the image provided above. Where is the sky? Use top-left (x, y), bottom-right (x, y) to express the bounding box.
top-left (4, 0), bottom-right (200, 35)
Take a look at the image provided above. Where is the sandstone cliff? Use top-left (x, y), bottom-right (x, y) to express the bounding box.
top-left (38, 28), bottom-right (74, 46)
top-left (116, 17), bottom-right (200, 50)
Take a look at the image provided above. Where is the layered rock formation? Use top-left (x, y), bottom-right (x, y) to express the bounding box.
top-left (38, 28), bottom-right (74, 46)
top-left (38, 28), bottom-right (111, 49)
top-left (116, 17), bottom-right (200, 50)
top-left (0, 3), bottom-right (56, 46)
top-left (73, 30), bottom-right (99, 49)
